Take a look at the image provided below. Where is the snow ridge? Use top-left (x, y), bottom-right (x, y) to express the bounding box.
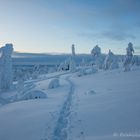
top-left (52, 77), bottom-right (74, 140)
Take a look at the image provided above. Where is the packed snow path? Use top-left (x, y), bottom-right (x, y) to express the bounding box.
top-left (52, 76), bottom-right (74, 140)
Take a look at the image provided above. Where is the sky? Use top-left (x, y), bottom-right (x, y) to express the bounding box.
top-left (0, 0), bottom-right (140, 54)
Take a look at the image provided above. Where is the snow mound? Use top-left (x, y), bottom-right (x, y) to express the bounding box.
top-left (48, 78), bottom-right (60, 89)
top-left (22, 90), bottom-right (47, 100)
top-left (85, 90), bottom-right (96, 95)
top-left (77, 67), bottom-right (97, 77)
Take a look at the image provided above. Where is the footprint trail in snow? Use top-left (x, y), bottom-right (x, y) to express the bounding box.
top-left (52, 76), bottom-right (75, 140)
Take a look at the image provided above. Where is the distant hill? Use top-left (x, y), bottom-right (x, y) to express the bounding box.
top-left (12, 52), bottom-right (92, 66)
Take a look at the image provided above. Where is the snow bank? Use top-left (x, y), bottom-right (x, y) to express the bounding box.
top-left (48, 78), bottom-right (60, 89)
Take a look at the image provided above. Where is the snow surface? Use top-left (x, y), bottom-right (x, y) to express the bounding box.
top-left (69, 69), bottom-right (140, 140)
top-left (0, 68), bottom-right (140, 140)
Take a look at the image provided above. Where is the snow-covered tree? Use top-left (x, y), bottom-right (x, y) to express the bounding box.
top-left (58, 44), bottom-right (76, 72)
top-left (91, 45), bottom-right (104, 69)
top-left (0, 44), bottom-right (13, 91)
top-left (72, 44), bottom-right (75, 56)
top-left (91, 45), bottom-right (101, 57)
top-left (103, 50), bottom-right (119, 70)
top-left (70, 44), bottom-right (76, 72)
top-left (69, 57), bottom-right (76, 72)
top-left (126, 42), bottom-right (134, 56)
top-left (123, 42), bottom-right (134, 71)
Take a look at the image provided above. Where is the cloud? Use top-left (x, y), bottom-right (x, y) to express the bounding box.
top-left (78, 30), bottom-right (136, 41)
top-left (101, 31), bottom-right (136, 41)
top-left (78, 32), bottom-right (96, 39)
top-left (86, 0), bottom-right (140, 30)
top-left (101, 0), bottom-right (140, 18)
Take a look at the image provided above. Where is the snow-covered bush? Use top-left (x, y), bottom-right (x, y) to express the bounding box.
top-left (48, 78), bottom-right (60, 89)
top-left (22, 90), bottom-right (47, 100)
top-left (77, 66), bottom-right (97, 77)
top-left (87, 68), bottom-right (96, 75)
top-left (58, 56), bottom-right (76, 72)
top-left (80, 58), bottom-right (86, 67)
top-left (77, 67), bottom-right (86, 77)
top-left (123, 42), bottom-right (134, 71)
top-left (13, 67), bottom-right (32, 82)
top-left (78, 55), bottom-right (98, 77)
top-left (32, 65), bottom-right (40, 79)
top-left (103, 50), bottom-right (119, 70)
top-left (0, 44), bottom-right (13, 91)
top-left (16, 69), bottom-right (25, 94)
top-left (132, 55), bottom-right (140, 66)
top-left (57, 59), bottom-right (70, 71)
top-left (91, 45), bottom-right (104, 69)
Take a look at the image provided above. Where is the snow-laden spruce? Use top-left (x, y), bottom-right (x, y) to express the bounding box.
top-left (70, 44), bottom-right (76, 72)
top-left (0, 44), bottom-right (13, 91)
top-left (71, 44), bottom-right (76, 56)
top-left (123, 42), bottom-right (134, 71)
top-left (91, 45), bottom-right (104, 69)
top-left (103, 49), bottom-right (119, 70)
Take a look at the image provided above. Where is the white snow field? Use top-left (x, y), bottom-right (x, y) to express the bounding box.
top-left (0, 68), bottom-right (140, 140)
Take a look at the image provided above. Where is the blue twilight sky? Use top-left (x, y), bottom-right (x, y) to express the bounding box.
top-left (0, 0), bottom-right (140, 54)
